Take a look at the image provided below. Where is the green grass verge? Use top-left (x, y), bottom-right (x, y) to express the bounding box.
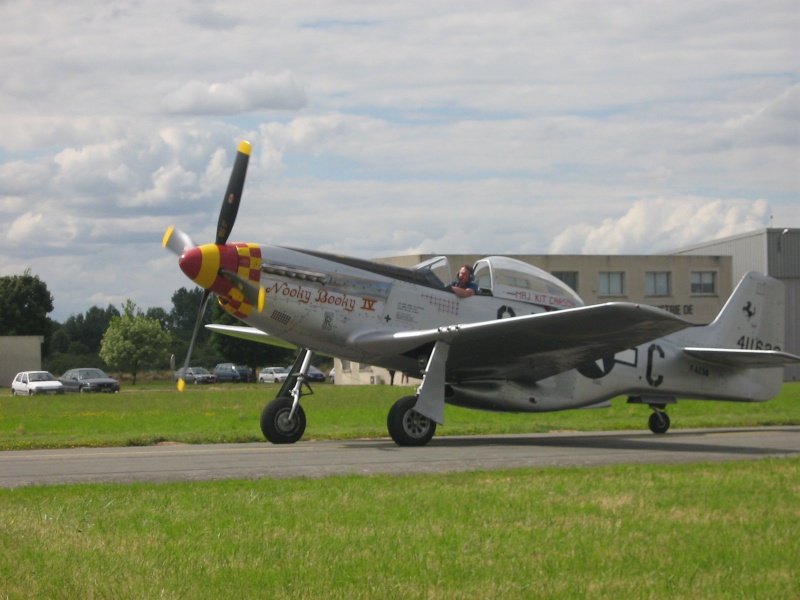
top-left (1, 459), bottom-right (798, 598)
top-left (1, 383), bottom-right (798, 450)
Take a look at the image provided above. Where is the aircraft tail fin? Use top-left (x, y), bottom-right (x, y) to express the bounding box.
top-left (701, 271), bottom-right (787, 352)
top-left (674, 271), bottom-right (800, 401)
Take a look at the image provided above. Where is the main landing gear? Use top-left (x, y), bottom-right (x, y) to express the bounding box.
top-left (261, 343), bottom-right (448, 447)
top-left (260, 349), bottom-right (313, 444)
top-left (261, 397), bottom-right (306, 444)
top-left (387, 396), bottom-right (437, 446)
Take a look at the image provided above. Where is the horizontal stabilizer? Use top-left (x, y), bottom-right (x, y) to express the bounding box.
top-left (206, 324), bottom-right (298, 349)
top-left (684, 347), bottom-right (800, 369)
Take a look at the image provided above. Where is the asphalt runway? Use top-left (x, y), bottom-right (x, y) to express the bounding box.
top-left (1, 426), bottom-right (798, 488)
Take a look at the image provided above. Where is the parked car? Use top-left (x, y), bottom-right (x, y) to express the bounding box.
top-left (236, 365), bottom-right (254, 383)
top-left (174, 367), bottom-right (214, 384)
top-left (11, 371), bottom-right (65, 396)
top-left (328, 367), bottom-right (335, 383)
top-left (258, 367), bottom-right (289, 383)
top-left (306, 365), bottom-right (326, 383)
top-left (213, 363), bottom-right (242, 383)
top-left (283, 364), bottom-right (326, 383)
top-left (58, 368), bottom-right (120, 393)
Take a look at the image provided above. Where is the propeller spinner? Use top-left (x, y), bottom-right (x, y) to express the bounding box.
top-left (163, 141), bottom-right (253, 391)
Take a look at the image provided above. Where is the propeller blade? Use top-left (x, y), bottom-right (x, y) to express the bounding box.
top-left (162, 226), bottom-right (196, 256)
top-left (215, 141), bottom-right (251, 246)
top-left (176, 289), bottom-right (212, 391)
top-left (219, 269), bottom-right (266, 312)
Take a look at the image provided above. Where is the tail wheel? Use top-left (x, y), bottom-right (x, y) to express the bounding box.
top-left (261, 397), bottom-right (306, 444)
top-left (648, 410), bottom-right (670, 434)
top-left (387, 396), bottom-right (436, 447)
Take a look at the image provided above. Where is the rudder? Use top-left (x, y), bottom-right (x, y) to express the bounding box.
top-left (705, 271), bottom-right (786, 352)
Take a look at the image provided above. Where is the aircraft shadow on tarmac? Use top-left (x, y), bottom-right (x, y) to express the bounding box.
top-left (354, 428), bottom-right (799, 458)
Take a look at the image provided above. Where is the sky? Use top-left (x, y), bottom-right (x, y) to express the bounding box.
top-left (1, 0), bottom-right (798, 322)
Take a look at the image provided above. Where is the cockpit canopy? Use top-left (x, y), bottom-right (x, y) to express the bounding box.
top-left (412, 255), bottom-right (583, 310)
top-left (473, 256), bottom-right (583, 309)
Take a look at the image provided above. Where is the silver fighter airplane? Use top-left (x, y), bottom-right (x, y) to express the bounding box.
top-left (163, 141), bottom-right (800, 446)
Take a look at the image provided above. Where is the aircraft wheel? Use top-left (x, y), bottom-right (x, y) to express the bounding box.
top-left (648, 410), bottom-right (670, 434)
top-left (261, 397), bottom-right (306, 444)
top-left (387, 396), bottom-right (436, 447)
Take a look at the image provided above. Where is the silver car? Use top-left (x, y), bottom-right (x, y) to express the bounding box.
top-left (174, 367), bottom-right (214, 384)
top-left (258, 367), bottom-right (289, 383)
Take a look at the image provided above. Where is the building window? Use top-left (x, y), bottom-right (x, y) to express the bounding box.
top-left (552, 271), bottom-right (579, 293)
top-left (598, 272), bottom-right (625, 295)
top-left (691, 272), bottom-right (716, 295)
top-left (646, 272), bottom-right (671, 296)
top-left (341, 360), bottom-right (351, 372)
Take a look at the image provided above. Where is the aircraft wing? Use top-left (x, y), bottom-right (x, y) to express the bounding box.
top-left (683, 348), bottom-right (800, 369)
top-left (206, 324), bottom-right (298, 349)
top-left (352, 303), bottom-right (693, 382)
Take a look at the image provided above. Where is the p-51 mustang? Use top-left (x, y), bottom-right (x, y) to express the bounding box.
top-left (163, 141), bottom-right (800, 446)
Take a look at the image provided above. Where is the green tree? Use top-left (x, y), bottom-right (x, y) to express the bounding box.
top-left (168, 287), bottom-right (220, 369)
top-left (0, 270), bottom-right (55, 352)
top-left (52, 305), bottom-right (120, 354)
top-left (170, 287), bottom-right (212, 342)
top-left (100, 300), bottom-right (170, 385)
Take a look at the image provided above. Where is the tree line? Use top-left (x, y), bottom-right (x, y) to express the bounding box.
top-left (0, 272), bottom-right (295, 384)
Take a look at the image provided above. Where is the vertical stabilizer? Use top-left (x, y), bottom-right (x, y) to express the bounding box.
top-left (703, 271), bottom-right (785, 351)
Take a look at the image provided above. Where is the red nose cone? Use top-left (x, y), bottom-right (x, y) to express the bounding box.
top-left (179, 247), bottom-right (203, 280)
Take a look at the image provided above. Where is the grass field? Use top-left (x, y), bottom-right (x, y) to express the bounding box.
top-left (1, 383), bottom-right (798, 598)
top-left (0, 382), bottom-right (798, 450)
top-left (1, 460), bottom-right (798, 598)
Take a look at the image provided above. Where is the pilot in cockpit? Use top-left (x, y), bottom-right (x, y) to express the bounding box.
top-left (449, 264), bottom-right (478, 298)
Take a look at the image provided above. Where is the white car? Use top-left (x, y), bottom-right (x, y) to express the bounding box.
top-left (11, 371), bottom-right (65, 396)
top-left (259, 367), bottom-right (289, 383)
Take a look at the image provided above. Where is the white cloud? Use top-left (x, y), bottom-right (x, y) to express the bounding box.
top-left (549, 197), bottom-right (771, 254)
top-left (163, 71), bottom-right (307, 115)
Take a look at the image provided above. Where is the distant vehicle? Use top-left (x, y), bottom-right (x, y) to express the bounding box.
top-left (328, 368), bottom-right (335, 384)
top-left (213, 363), bottom-right (242, 383)
top-left (306, 365), bottom-right (326, 383)
top-left (282, 364), bottom-right (325, 383)
top-left (236, 365), bottom-right (254, 383)
top-left (259, 367), bottom-right (289, 383)
top-left (173, 367), bottom-right (214, 384)
top-left (11, 371), bottom-right (65, 396)
top-left (59, 368), bottom-right (120, 393)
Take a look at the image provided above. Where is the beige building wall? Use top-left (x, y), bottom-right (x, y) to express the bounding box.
top-left (1, 336), bottom-right (44, 387)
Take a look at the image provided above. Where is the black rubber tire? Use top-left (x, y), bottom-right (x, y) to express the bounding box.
top-left (261, 397), bottom-right (306, 444)
top-left (387, 396), bottom-right (436, 446)
top-left (648, 410), bottom-right (670, 434)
